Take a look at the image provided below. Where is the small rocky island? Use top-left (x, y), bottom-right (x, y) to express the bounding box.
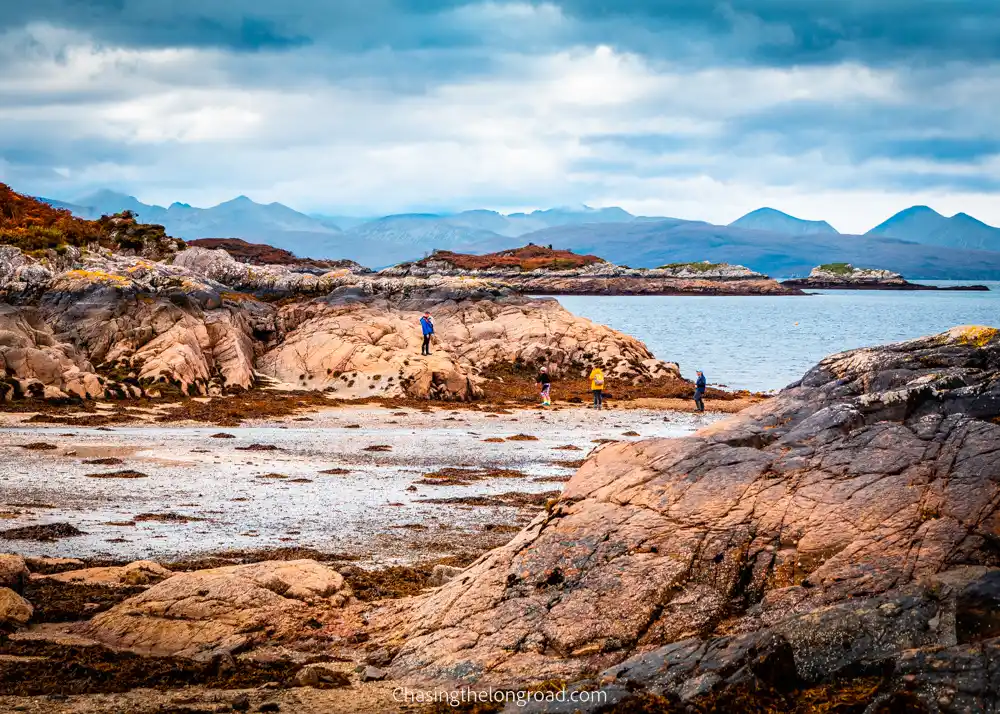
top-left (782, 263), bottom-right (990, 290)
top-left (384, 245), bottom-right (802, 296)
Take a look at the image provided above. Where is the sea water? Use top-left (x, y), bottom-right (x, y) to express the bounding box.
top-left (553, 282), bottom-right (1000, 392)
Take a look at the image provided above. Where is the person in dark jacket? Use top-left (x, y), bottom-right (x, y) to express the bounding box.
top-left (537, 367), bottom-right (551, 406)
top-left (419, 313), bottom-right (434, 355)
top-left (693, 370), bottom-right (706, 412)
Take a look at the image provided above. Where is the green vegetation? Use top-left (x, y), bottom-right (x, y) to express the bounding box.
top-left (657, 261), bottom-right (725, 272)
top-left (817, 262), bottom-right (855, 275)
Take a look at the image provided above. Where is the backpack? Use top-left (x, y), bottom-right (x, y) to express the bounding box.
top-left (593, 373), bottom-right (604, 386)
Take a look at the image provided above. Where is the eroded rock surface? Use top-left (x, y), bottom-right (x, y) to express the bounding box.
top-left (0, 555), bottom-right (28, 592)
top-left (259, 291), bottom-right (678, 400)
top-left (78, 560), bottom-right (356, 660)
top-left (35, 560), bottom-right (173, 588)
top-left (0, 243), bottom-right (681, 401)
top-left (377, 326), bottom-right (1000, 711)
top-left (0, 587), bottom-right (32, 629)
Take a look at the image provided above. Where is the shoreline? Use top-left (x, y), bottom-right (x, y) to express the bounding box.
top-left (781, 280), bottom-right (990, 291)
top-left (0, 402), bottom-right (727, 564)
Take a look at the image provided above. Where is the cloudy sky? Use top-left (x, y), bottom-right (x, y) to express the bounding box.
top-left (1, 1), bottom-right (999, 232)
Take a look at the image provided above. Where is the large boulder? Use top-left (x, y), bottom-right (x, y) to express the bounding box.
top-left (259, 293), bottom-right (678, 399)
top-left (0, 554), bottom-right (28, 592)
top-left (36, 560), bottom-right (173, 588)
top-left (376, 326), bottom-right (1000, 709)
top-left (77, 560), bottom-right (356, 660)
top-left (0, 587), bottom-right (32, 628)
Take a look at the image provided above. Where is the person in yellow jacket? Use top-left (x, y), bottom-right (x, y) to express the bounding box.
top-left (588, 366), bottom-right (605, 410)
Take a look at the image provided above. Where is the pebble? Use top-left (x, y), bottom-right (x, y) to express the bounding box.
top-left (361, 665), bottom-right (388, 682)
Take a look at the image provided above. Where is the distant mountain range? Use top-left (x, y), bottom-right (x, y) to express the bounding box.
top-left (44, 190), bottom-right (348, 258)
top-left (37, 190), bottom-right (1000, 278)
top-left (521, 221), bottom-right (1000, 280)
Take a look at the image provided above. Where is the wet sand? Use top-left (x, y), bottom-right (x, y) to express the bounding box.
top-left (0, 404), bottom-right (723, 565)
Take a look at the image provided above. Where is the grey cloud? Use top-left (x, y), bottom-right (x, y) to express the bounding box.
top-left (1, 0), bottom-right (1000, 224)
top-left (557, 0), bottom-right (1000, 66)
top-left (6, 1), bottom-right (997, 67)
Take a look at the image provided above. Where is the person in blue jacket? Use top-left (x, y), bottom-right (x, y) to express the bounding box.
top-left (693, 370), bottom-right (707, 412)
top-left (420, 312), bottom-right (434, 355)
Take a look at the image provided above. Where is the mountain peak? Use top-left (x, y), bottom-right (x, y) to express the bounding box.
top-left (894, 205), bottom-right (942, 219)
top-left (867, 205), bottom-right (1000, 250)
top-left (76, 188), bottom-right (136, 204)
top-left (729, 207), bottom-right (838, 236)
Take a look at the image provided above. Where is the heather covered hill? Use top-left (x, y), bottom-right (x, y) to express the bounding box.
top-left (187, 238), bottom-right (369, 273)
top-left (39, 190), bottom-right (347, 260)
top-left (405, 245), bottom-right (606, 272)
top-left (1, 183), bottom-right (182, 260)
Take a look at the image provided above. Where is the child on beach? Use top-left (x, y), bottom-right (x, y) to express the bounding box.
top-left (589, 366), bottom-right (604, 409)
top-left (537, 367), bottom-right (551, 407)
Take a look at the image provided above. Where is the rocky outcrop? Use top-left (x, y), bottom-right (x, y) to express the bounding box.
top-left (782, 263), bottom-right (989, 291)
top-left (375, 326), bottom-right (1000, 710)
top-left (383, 250), bottom-right (797, 296)
top-left (78, 560), bottom-right (356, 660)
top-left (0, 554), bottom-right (28, 592)
top-left (0, 247), bottom-right (273, 397)
top-left (35, 560), bottom-right (172, 588)
top-left (40, 261), bottom-right (269, 397)
top-left (0, 587), bottom-right (32, 629)
top-left (511, 275), bottom-right (795, 296)
top-left (0, 242), bottom-right (685, 401)
top-left (187, 238), bottom-right (371, 274)
top-left (174, 247), bottom-right (362, 296)
top-left (0, 305), bottom-right (104, 400)
top-left (258, 291), bottom-right (679, 399)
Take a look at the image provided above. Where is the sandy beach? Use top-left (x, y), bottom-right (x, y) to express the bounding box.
top-left (1, 403), bottom-right (724, 565)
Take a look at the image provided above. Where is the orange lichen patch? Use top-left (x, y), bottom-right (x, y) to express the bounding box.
top-left (61, 269), bottom-right (130, 286)
top-left (220, 291), bottom-right (262, 303)
top-left (949, 325), bottom-right (1000, 347)
top-left (419, 245), bottom-right (605, 272)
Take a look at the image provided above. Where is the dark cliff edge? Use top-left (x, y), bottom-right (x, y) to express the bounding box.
top-left (782, 278), bottom-right (990, 291)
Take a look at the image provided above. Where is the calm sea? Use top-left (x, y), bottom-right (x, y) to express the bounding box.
top-left (552, 282), bottom-right (1000, 393)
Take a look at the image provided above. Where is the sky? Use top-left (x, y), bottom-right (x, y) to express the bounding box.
top-left (1, 1), bottom-right (999, 233)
